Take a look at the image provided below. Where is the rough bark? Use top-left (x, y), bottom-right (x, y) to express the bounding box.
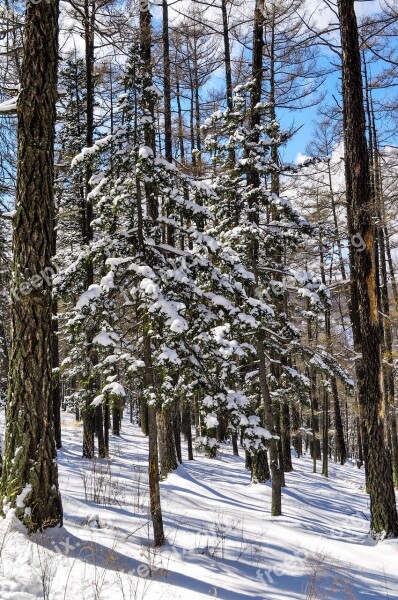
top-left (258, 335), bottom-right (281, 515)
top-left (0, 0), bottom-right (63, 531)
top-left (140, 396), bottom-right (149, 436)
top-left (338, 0), bottom-right (398, 537)
top-left (332, 376), bottom-right (346, 465)
top-left (157, 408), bottom-right (178, 478)
top-left (251, 449), bottom-right (270, 484)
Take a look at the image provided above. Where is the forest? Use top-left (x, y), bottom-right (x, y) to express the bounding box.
top-left (0, 0), bottom-right (398, 598)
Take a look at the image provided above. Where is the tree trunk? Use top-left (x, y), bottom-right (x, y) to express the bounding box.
top-left (258, 336), bottom-right (281, 515)
top-left (338, 0), bottom-right (398, 537)
top-left (182, 401), bottom-right (194, 460)
top-left (157, 408), bottom-right (178, 478)
top-left (149, 405), bottom-right (164, 546)
top-left (83, 404), bottom-right (95, 458)
top-left (162, 0), bottom-right (172, 162)
top-left (81, 0), bottom-right (96, 457)
top-left (231, 430), bottom-right (239, 456)
top-left (104, 396), bottom-right (110, 457)
top-left (96, 404), bottom-right (105, 458)
top-left (217, 416), bottom-right (228, 443)
top-left (281, 401), bottom-right (292, 472)
top-left (140, 1), bottom-right (164, 546)
top-left (322, 388), bottom-right (329, 477)
top-left (112, 401), bottom-right (121, 436)
top-left (0, 0), bottom-right (63, 531)
top-left (175, 66), bottom-right (185, 163)
top-left (52, 299), bottom-right (62, 449)
top-left (332, 377), bottom-right (346, 464)
top-left (251, 450), bottom-right (270, 483)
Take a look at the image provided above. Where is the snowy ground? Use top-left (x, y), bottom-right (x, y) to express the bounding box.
top-left (0, 412), bottom-right (397, 599)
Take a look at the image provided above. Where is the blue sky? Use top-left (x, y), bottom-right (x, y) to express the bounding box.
top-left (271, 0), bottom-right (382, 163)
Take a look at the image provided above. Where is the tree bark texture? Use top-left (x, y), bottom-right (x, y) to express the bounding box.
top-left (0, 0), bottom-right (63, 531)
top-left (338, 0), bottom-right (398, 536)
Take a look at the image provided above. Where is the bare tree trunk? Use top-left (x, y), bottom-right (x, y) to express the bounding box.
top-left (162, 0), bottom-right (172, 163)
top-left (52, 297), bottom-right (62, 449)
top-left (175, 64), bottom-right (185, 163)
top-left (322, 388), bottom-right (329, 477)
top-left (96, 404), bottom-right (105, 458)
top-left (0, 0), bottom-right (63, 531)
top-left (157, 408), bottom-right (178, 478)
top-left (140, 1), bottom-right (164, 546)
top-left (104, 396), bottom-right (110, 457)
top-left (338, 0), bottom-right (398, 536)
top-left (82, 0), bottom-right (96, 458)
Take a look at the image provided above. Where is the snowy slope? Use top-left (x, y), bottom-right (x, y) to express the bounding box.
top-left (0, 412), bottom-right (397, 600)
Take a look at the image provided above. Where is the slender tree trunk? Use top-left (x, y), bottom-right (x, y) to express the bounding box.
top-left (175, 66), bottom-right (185, 163)
top-left (162, 0), bottom-right (175, 248)
top-left (52, 298), bottom-right (62, 449)
top-left (82, 0), bottom-right (96, 458)
top-left (221, 0), bottom-right (235, 165)
top-left (281, 401), bottom-right (292, 472)
top-left (148, 404), bottom-right (164, 545)
top-left (332, 377), bottom-right (346, 464)
top-left (104, 395), bottom-right (110, 457)
top-left (112, 401), bottom-right (121, 436)
top-left (322, 388), bottom-right (329, 477)
top-left (140, 1), bottom-right (164, 546)
top-left (319, 219), bottom-right (346, 466)
top-left (0, 0), bottom-right (63, 531)
top-left (173, 402), bottom-right (182, 464)
top-left (292, 404), bottom-right (302, 458)
top-left (52, 181), bottom-right (61, 449)
top-left (96, 404), bottom-right (105, 458)
top-left (231, 430), bottom-right (239, 456)
top-left (162, 0), bottom-right (172, 162)
top-left (357, 411), bottom-right (363, 467)
top-left (258, 336), bottom-right (281, 514)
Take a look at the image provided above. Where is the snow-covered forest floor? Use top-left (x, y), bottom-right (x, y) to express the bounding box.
top-left (0, 412), bottom-right (397, 600)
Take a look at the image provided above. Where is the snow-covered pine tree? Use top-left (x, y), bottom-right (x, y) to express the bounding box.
top-left (60, 41), bottom-right (291, 541)
top-left (202, 80), bottom-right (352, 508)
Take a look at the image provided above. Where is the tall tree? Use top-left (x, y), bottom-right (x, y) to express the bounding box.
top-left (0, 0), bottom-right (63, 531)
top-left (338, 0), bottom-right (398, 537)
